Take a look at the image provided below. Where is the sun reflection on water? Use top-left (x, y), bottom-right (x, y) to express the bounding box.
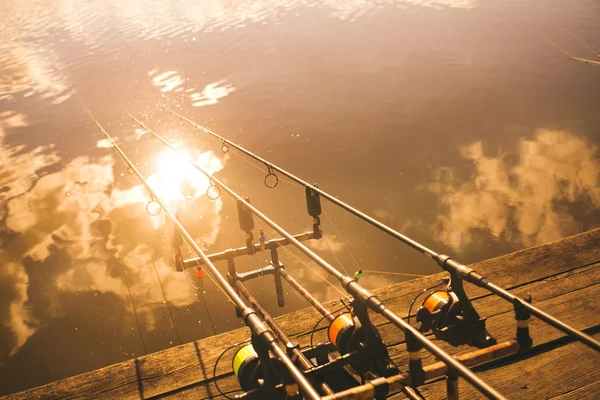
top-left (146, 146), bottom-right (224, 203)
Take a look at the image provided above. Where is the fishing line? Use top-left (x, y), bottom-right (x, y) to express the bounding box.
top-left (575, 170), bottom-right (600, 223)
top-left (361, 269), bottom-right (426, 278)
top-left (181, 236), bottom-right (236, 305)
top-left (231, 149), bottom-right (298, 188)
top-left (198, 287), bottom-right (218, 336)
top-left (323, 210), bottom-right (362, 272)
top-left (151, 256), bottom-right (183, 345)
top-left (525, 19), bottom-right (574, 59)
top-left (539, 4), bottom-right (599, 58)
top-left (181, 259), bottom-right (218, 336)
top-left (183, 267), bottom-right (203, 290)
top-left (124, 277), bottom-right (149, 355)
top-left (495, 7), bottom-right (599, 67)
top-left (181, 241), bottom-right (205, 291)
top-left (180, 244), bottom-right (219, 336)
top-left (254, 218), bottom-right (352, 301)
top-left (321, 233), bottom-right (349, 275)
top-left (552, 173), bottom-right (583, 233)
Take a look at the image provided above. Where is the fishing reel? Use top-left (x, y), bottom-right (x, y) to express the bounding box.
top-left (327, 306), bottom-right (397, 377)
top-left (415, 276), bottom-right (496, 348)
top-left (416, 290), bottom-right (461, 338)
top-left (328, 313), bottom-right (363, 357)
top-left (231, 343), bottom-right (294, 399)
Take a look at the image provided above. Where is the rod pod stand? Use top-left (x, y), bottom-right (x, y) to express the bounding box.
top-left (227, 255), bottom-right (286, 316)
top-left (271, 249), bottom-right (286, 308)
top-left (434, 256), bottom-right (496, 348)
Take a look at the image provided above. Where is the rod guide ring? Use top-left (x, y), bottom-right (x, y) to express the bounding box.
top-left (206, 182), bottom-right (221, 200)
top-left (264, 166), bottom-right (278, 188)
top-left (146, 199), bottom-right (161, 215)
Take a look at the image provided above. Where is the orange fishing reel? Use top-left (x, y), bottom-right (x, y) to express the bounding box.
top-left (328, 313), bottom-right (363, 356)
top-left (415, 276), bottom-right (496, 348)
top-left (416, 290), bottom-right (462, 337)
top-left (327, 310), bottom-right (397, 376)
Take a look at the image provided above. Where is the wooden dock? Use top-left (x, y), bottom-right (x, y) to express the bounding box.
top-left (3, 229), bottom-right (599, 399)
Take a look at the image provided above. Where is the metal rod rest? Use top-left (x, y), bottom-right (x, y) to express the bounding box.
top-left (131, 113), bottom-right (507, 400)
top-left (183, 231), bottom-right (314, 268)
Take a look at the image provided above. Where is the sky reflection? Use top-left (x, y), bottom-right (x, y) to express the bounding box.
top-left (425, 129), bottom-right (599, 251)
top-left (0, 110), bottom-right (225, 362)
top-left (0, 0), bottom-right (599, 395)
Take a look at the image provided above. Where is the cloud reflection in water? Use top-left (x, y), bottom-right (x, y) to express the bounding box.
top-left (0, 111), bottom-right (226, 358)
top-left (426, 129), bottom-right (599, 250)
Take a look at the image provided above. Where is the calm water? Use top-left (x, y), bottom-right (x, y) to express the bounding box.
top-left (1, 0), bottom-right (599, 395)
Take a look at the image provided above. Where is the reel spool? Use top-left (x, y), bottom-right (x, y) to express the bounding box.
top-left (329, 312), bottom-right (394, 375)
top-left (416, 290), bottom-right (461, 336)
top-left (328, 313), bottom-right (362, 355)
top-left (232, 344), bottom-right (285, 392)
top-left (415, 287), bottom-right (496, 347)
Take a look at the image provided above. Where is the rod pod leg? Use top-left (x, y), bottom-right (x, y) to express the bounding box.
top-left (271, 249), bottom-right (286, 308)
top-left (446, 367), bottom-right (459, 400)
top-left (514, 294), bottom-right (533, 353)
top-left (405, 329), bottom-right (425, 386)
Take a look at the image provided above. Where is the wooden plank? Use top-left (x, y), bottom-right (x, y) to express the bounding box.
top-left (549, 380), bottom-right (600, 400)
top-left (161, 270), bottom-right (600, 399)
top-left (413, 333), bottom-right (600, 400)
top-left (3, 229), bottom-right (599, 400)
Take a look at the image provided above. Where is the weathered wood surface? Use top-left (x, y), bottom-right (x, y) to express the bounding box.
top-left (3, 229), bottom-right (599, 400)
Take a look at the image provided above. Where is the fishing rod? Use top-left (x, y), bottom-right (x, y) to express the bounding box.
top-left (168, 109), bottom-right (600, 353)
top-left (572, 56), bottom-right (600, 66)
top-left (80, 105), bottom-right (321, 400)
top-left (130, 113), bottom-right (508, 400)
